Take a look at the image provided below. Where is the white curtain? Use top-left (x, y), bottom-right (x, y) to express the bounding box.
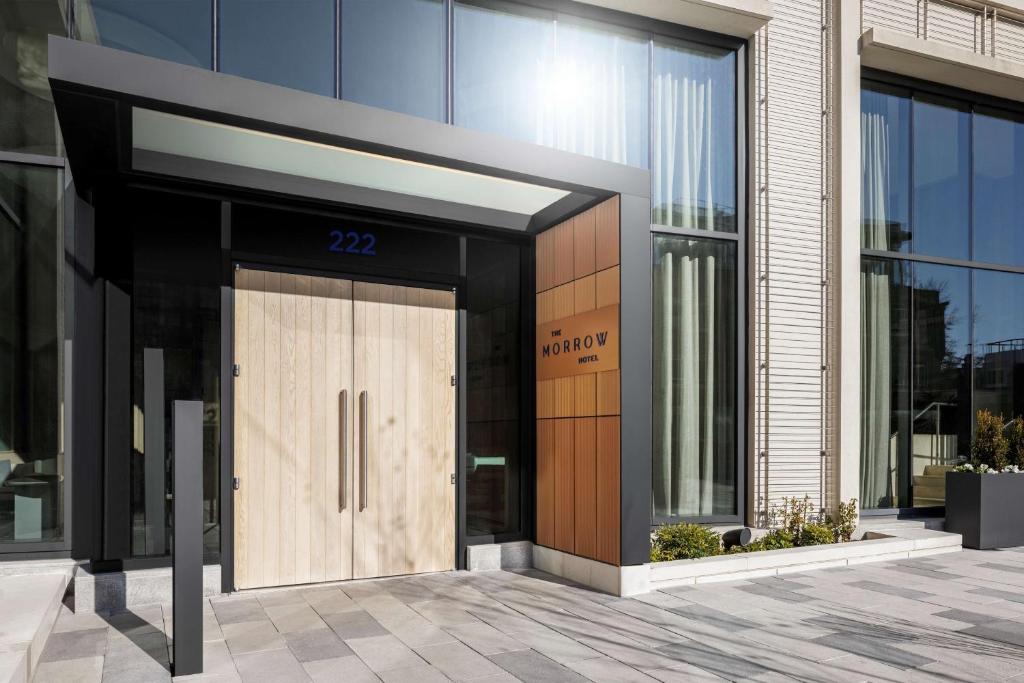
top-left (652, 66), bottom-right (714, 229)
top-left (654, 241), bottom-right (732, 517)
top-left (860, 106), bottom-right (895, 508)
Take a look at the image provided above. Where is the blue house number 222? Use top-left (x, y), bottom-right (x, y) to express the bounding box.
top-left (329, 230), bottom-right (377, 256)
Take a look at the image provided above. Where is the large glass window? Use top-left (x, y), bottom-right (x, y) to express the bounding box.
top-left (454, 2), bottom-right (648, 167)
top-left (341, 0), bottom-right (444, 121)
top-left (862, 80), bottom-right (1024, 509)
top-left (653, 235), bottom-right (737, 518)
top-left (0, 2), bottom-right (67, 155)
top-left (466, 239), bottom-right (522, 537)
top-left (73, 0), bottom-right (212, 69)
top-left (652, 40), bottom-right (736, 232)
top-left (220, 0), bottom-right (334, 96)
top-left (0, 163), bottom-right (64, 543)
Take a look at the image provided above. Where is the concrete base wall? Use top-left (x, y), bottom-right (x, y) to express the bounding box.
top-left (73, 564), bottom-right (222, 613)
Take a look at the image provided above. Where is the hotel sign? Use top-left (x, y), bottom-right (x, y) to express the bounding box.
top-left (536, 304), bottom-right (619, 380)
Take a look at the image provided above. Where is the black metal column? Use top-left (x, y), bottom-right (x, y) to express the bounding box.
top-left (173, 400), bottom-right (204, 676)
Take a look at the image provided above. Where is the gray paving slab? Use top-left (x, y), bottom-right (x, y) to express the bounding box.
top-left (35, 548), bottom-right (1024, 683)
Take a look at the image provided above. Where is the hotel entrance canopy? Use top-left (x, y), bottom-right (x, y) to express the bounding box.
top-left (47, 36), bottom-right (649, 235)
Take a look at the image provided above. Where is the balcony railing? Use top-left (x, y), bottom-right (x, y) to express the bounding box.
top-left (862, 0), bottom-right (1024, 66)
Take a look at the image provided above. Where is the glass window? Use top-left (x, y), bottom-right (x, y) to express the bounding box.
top-left (0, 1), bottom-right (67, 155)
top-left (130, 192), bottom-right (221, 561)
top-left (861, 85), bottom-right (910, 252)
top-left (860, 258), bottom-right (911, 509)
top-left (454, 3), bottom-right (555, 148)
top-left (220, 0), bottom-right (334, 96)
top-left (913, 95), bottom-right (970, 259)
top-left (466, 239), bottom-right (521, 537)
top-left (73, 0), bottom-right (212, 69)
top-left (454, 3), bottom-right (648, 167)
top-left (973, 110), bottom-right (1024, 266)
top-left (653, 235), bottom-right (736, 518)
top-left (652, 40), bottom-right (736, 232)
top-left (974, 270), bottom-right (1024, 424)
top-left (341, 0), bottom-right (444, 121)
top-left (912, 263), bottom-right (970, 507)
top-left (0, 163), bottom-right (64, 543)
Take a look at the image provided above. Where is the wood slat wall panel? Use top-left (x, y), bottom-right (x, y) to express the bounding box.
top-left (553, 418), bottom-right (575, 553)
top-left (535, 196), bottom-right (621, 566)
top-left (596, 416), bottom-right (621, 565)
top-left (536, 419), bottom-right (556, 548)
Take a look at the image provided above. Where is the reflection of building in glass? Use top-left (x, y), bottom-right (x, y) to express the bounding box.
top-left (975, 338), bottom-right (1024, 420)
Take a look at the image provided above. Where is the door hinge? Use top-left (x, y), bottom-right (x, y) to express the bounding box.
top-left (232, 477), bottom-right (241, 491)
top-left (450, 375), bottom-right (457, 386)
top-left (450, 473), bottom-right (456, 485)
top-left (233, 364), bottom-right (241, 377)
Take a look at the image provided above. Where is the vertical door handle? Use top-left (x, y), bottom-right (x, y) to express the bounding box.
top-left (339, 389), bottom-right (347, 512)
top-left (359, 390), bottom-right (368, 511)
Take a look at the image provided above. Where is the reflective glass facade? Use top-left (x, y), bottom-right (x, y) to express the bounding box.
top-left (0, 2), bottom-right (67, 548)
top-left (861, 79), bottom-right (1024, 509)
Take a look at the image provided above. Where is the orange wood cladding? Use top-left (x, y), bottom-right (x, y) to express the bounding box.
top-left (535, 197), bottom-right (620, 567)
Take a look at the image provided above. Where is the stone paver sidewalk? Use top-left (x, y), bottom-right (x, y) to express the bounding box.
top-left (36, 547), bottom-right (1024, 682)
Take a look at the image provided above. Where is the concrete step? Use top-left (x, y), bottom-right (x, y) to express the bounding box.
top-left (0, 571), bottom-right (73, 683)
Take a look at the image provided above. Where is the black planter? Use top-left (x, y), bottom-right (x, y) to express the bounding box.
top-left (945, 472), bottom-right (1024, 549)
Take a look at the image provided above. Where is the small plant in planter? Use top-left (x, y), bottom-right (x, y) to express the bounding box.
top-left (946, 410), bottom-right (1024, 549)
top-left (650, 523), bottom-right (722, 561)
top-left (826, 498), bottom-right (858, 543)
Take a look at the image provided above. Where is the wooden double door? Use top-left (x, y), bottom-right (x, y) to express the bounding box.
top-left (232, 268), bottom-right (456, 590)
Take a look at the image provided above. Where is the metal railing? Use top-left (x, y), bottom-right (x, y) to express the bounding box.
top-left (862, 0), bottom-right (1024, 64)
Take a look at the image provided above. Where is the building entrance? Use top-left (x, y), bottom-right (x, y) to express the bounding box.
top-left (232, 268), bottom-right (455, 590)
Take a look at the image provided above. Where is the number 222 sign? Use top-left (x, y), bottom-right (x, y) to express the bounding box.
top-left (328, 230), bottom-right (377, 256)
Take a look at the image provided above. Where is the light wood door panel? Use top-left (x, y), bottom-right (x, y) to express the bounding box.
top-left (353, 282), bottom-right (456, 579)
top-left (234, 269), bottom-right (354, 590)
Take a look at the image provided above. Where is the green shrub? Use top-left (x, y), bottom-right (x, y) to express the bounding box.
top-left (973, 410), bottom-right (1009, 470)
top-left (651, 523), bottom-right (721, 561)
top-left (777, 496), bottom-right (814, 537)
top-left (799, 522), bottom-right (835, 547)
top-left (826, 498), bottom-right (858, 543)
top-left (730, 529), bottom-right (794, 553)
top-left (1008, 418), bottom-right (1024, 470)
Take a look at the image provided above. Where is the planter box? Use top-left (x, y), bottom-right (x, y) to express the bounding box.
top-left (946, 472), bottom-right (1024, 549)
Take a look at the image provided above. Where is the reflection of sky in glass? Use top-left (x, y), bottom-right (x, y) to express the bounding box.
top-left (973, 112), bottom-right (1024, 267)
top-left (974, 270), bottom-right (1024, 350)
top-left (913, 97), bottom-right (969, 259)
top-left (342, 0), bottom-right (445, 121)
top-left (219, 0), bottom-right (335, 96)
top-left (78, 0), bottom-right (212, 69)
top-left (914, 263), bottom-right (970, 361)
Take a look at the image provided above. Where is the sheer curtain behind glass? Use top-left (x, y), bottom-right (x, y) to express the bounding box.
top-left (861, 87), bottom-right (910, 508)
top-left (653, 236), bottom-right (735, 517)
top-left (652, 42), bottom-right (735, 231)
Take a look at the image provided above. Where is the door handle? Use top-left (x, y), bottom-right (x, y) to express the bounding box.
top-left (339, 389), bottom-right (347, 512)
top-left (359, 390), bottom-right (368, 511)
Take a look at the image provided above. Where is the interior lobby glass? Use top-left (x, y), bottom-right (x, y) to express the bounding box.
top-left (860, 257), bottom-right (910, 509)
top-left (912, 263), bottom-right (969, 506)
top-left (341, 0), bottom-right (444, 121)
top-left (466, 239), bottom-right (522, 537)
top-left (220, 0), bottom-right (334, 96)
top-left (73, 0), bottom-right (212, 69)
top-left (652, 40), bottom-right (736, 231)
top-left (861, 85), bottom-right (911, 252)
top-left (0, 163), bottom-right (63, 543)
top-left (974, 270), bottom-right (1024, 424)
top-left (0, 2), bottom-right (66, 156)
top-left (130, 192), bottom-right (221, 561)
top-left (973, 110), bottom-right (1024, 267)
top-left (912, 96), bottom-right (969, 260)
top-left (653, 235), bottom-right (736, 518)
